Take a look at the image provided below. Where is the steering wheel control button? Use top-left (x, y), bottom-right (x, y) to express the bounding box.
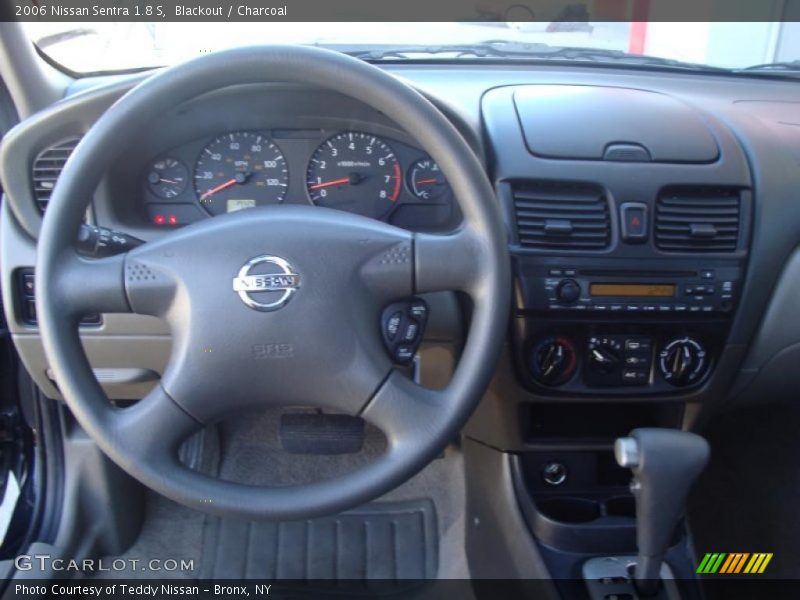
top-left (620, 202), bottom-right (649, 243)
top-left (232, 255), bottom-right (300, 312)
top-left (402, 321), bottom-right (420, 343)
top-left (395, 346), bottom-right (415, 362)
top-left (542, 462), bottom-right (568, 486)
top-left (381, 298), bottom-right (429, 365)
top-left (410, 301), bottom-right (428, 320)
top-left (385, 312), bottom-right (402, 340)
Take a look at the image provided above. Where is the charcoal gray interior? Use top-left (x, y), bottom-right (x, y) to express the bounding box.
top-left (1, 18), bottom-right (800, 600)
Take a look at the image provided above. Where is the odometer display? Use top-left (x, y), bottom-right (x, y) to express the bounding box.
top-left (306, 132), bottom-right (401, 220)
top-left (194, 132), bottom-right (288, 215)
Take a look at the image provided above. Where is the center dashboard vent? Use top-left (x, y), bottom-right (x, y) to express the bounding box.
top-left (511, 181), bottom-right (610, 250)
top-left (32, 137), bottom-right (81, 213)
top-left (655, 187), bottom-right (741, 253)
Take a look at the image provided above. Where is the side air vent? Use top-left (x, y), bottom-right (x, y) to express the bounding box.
top-left (655, 187), bottom-right (740, 253)
top-left (512, 181), bottom-right (610, 250)
top-left (32, 137), bottom-right (81, 213)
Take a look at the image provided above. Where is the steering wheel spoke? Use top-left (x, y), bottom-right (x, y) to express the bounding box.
top-left (413, 229), bottom-right (486, 295)
top-left (361, 370), bottom-right (451, 451)
top-left (104, 384), bottom-right (202, 465)
top-left (47, 251), bottom-right (131, 319)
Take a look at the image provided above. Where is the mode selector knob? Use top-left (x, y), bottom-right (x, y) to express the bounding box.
top-left (555, 279), bottom-right (581, 304)
top-left (659, 337), bottom-right (708, 387)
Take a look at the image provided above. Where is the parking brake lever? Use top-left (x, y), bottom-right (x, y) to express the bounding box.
top-left (615, 428), bottom-right (710, 596)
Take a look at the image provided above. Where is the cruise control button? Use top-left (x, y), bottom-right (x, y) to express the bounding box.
top-left (385, 312), bottom-right (402, 340)
top-left (394, 345), bottom-right (415, 363)
top-left (402, 320), bottom-right (420, 342)
top-left (409, 302), bottom-right (427, 319)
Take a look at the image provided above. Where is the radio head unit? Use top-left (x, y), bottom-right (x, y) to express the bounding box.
top-left (515, 260), bottom-right (741, 315)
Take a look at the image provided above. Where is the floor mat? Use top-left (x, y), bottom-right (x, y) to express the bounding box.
top-left (200, 500), bottom-right (438, 580)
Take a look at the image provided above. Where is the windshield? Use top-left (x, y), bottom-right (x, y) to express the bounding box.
top-left (24, 21), bottom-right (800, 74)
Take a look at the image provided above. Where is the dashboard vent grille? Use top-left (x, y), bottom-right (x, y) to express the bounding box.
top-left (32, 137), bottom-right (81, 213)
top-left (512, 181), bottom-right (610, 250)
top-left (655, 188), bottom-right (740, 253)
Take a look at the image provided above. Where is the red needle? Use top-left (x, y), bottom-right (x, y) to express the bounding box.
top-left (200, 178), bottom-right (237, 201)
top-left (415, 178), bottom-right (438, 185)
top-left (308, 177), bottom-right (351, 190)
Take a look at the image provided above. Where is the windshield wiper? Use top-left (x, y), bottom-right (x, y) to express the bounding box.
top-left (334, 40), bottom-right (728, 72)
top-left (737, 60), bottom-right (800, 76)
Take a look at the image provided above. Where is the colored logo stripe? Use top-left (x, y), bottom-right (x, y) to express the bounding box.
top-left (697, 553), bottom-right (726, 574)
top-left (744, 553), bottom-right (773, 574)
top-left (720, 553), bottom-right (749, 573)
top-left (697, 552), bottom-right (773, 574)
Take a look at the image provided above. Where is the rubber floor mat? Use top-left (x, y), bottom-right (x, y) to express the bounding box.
top-left (200, 499), bottom-right (438, 581)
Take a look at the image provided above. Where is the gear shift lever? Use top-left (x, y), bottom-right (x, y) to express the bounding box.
top-left (615, 428), bottom-right (709, 596)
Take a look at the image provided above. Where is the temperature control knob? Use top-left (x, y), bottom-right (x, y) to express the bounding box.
top-left (555, 279), bottom-right (581, 305)
top-left (659, 337), bottom-right (708, 387)
top-left (529, 335), bottom-right (577, 386)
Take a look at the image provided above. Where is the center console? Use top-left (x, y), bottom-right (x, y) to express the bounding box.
top-left (482, 84), bottom-right (752, 402)
top-left (474, 83), bottom-right (754, 595)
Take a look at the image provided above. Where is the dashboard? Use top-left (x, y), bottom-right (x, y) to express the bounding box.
top-left (100, 86), bottom-right (459, 235)
top-left (3, 61), bottom-right (800, 448)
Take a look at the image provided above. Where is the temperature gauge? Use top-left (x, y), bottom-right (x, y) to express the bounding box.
top-left (147, 158), bottom-right (189, 199)
top-left (407, 158), bottom-right (449, 202)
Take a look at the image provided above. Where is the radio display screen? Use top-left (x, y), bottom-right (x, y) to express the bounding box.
top-left (590, 283), bottom-right (676, 298)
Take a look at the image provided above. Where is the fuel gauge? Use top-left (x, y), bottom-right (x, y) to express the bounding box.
top-left (408, 158), bottom-right (449, 202)
top-left (147, 157), bottom-right (189, 199)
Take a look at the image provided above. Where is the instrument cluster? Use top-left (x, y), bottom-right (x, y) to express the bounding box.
top-left (140, 129), bottom-right (456, 231)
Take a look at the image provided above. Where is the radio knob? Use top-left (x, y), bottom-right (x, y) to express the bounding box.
top-left (659, 337), bottom-right (708, 387)
top-left (555, 279), bottom-right (581, 304)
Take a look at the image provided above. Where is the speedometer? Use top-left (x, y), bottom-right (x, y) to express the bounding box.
top-left (306, 132), bottom-right (401, 220)
top-left (194, 132), bottom-right (288, 216)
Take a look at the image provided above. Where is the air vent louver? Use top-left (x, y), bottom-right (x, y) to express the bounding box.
top-left (512, 181), bottom-right (610, 250)
top-left (655, 188), bottom-right (740, 253)
top-left (32, 137), bottom-right (81, 213)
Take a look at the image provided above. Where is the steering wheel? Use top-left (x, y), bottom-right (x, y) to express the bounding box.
top-left (36, 46), bottom-right (510, 520)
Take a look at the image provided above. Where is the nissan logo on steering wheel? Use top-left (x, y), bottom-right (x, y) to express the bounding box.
top-left (232, 255), bottom-right (301, 311)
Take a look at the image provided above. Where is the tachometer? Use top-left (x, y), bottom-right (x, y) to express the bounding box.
top-left (306, 132), bottom-right (401, 220)
top-left (194, 132), bottom-right (288, 215)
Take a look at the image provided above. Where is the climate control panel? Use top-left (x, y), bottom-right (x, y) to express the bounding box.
top-left (525, 330), bottom-right (711, 393)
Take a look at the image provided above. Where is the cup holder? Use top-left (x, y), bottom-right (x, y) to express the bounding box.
top-left (605, 495), bottom-right (636, 518)
top-left (536, 497), bottom-right (603, 524)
